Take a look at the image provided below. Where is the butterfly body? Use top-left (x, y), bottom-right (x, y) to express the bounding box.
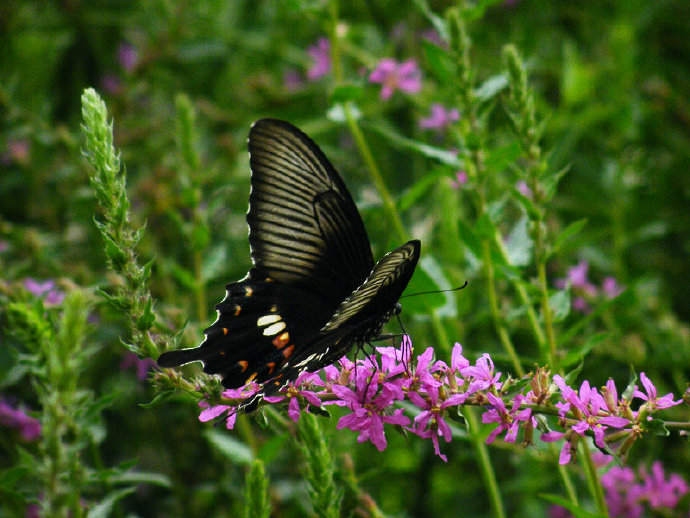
top-left (158, 119), bottom-right (420, 409)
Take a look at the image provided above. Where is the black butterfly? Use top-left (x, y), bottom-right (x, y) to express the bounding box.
top-left (158, 119), bottom-right (420, 410)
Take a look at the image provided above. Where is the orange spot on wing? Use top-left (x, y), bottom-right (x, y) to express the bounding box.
top-left (246, 372), bottom-right (258, 382)
top-left (245, 286), bottom-right (254, 297)
top-left (272, 332), bottom-right (290, 349)
top-left (222, 327), bottom-right (229, 335)
top-left (282, 344), bottom-right (295, 359)
top-left (237, 360), bottom-right (248, 372)
top-left (266, 362), bottom-right (276, 375)
top-left (234, 305), bottom-right (241, 316)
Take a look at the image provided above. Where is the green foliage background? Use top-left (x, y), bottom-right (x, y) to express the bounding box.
top-left (1, 1), bottom-right (689, 517)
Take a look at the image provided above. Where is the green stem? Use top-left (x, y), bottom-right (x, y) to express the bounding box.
top-left (481, 241), bottom-right (524, 377)
top-left (580, 441), bottom-right (607, 514)
top-left (464, 406), bottom-right (506, 518)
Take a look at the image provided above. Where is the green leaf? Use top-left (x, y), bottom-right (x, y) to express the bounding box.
top-left (560, 332), bottom-right (609, 369)
top-left (398, 166), bottom-right (449, 212)
top-left (88, 487), bottom-right (137, 518)
top-left (136, 298), bottom-right (155, 331)
top-left (366, 124), bottom-right (463, 167)
top-left (643, 418), bottom-right (671, 436)
top-left (422, 40), bottom-right (453, 83)
top-left (330, 84), bottom-right (364, 104)
top-left (138, 390), bottom-right (176, 408)
top-left (539, 494), bottom-right (606, 518)
top-left (204, 429), bottom-right (254, 465)
top-left (551, 218), bottom-right (588, 257)
top-left (106, 471), bottom-right (172, 488)
top-left (474, 73), bottom-right (509, 102)
top-left (549, 288), bottom-right (571, 322)
top-left (505, 216), bottom-right (533, 266)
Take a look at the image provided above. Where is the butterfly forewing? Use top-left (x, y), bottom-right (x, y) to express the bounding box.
top-left (248, 119), bottom-right (374, 303)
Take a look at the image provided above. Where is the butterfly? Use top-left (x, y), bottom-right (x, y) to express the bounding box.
top-left (158, 118), bottom-right (420, 411)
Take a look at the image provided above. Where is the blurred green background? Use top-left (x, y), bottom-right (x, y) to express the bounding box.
top-left (2, 1), bottom-right (689, 516)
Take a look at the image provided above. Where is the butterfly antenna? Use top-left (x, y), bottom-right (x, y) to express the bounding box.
top-left (400, 280), bottom-right (469, 299)
top-left (395, 314), bottom-right (413, 373)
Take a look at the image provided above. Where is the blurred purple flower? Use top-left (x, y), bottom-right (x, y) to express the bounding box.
top-left (307, 38), bottom-right (331, 80)
top-left (101, 74), bottom-right (123, 96)
top-left (0, 397), bottom-right (41, 441)
top-left (120, 352), bottom-right (157, 381)
top-left (548, 505), bottom-right (573, 518)
top-left (421, 29), bottom-right (444, 46)
top-left (450, 171), bottom-right (468, 190)
top-left (369, 58), bottom-right (422, 100)
top-left (516, 180), bottom-right (532, 199)
top-left (638, 462), bottom-right (689, 510)
top-left (602, 276), bottom-right (624, 298)
top-left (4, 139), bottom-right (31, 166)
top-left (419, 103), bottom-right (459, 130)
top-left (118, 42), bottom-right (138, 73)
top-left (24, 278), bottom-right (64, 305)
top-left (283, 68), bottom-right (304, 91)
top-left (0, 240), bottom-right (8, 253)
top-left (633, 372), bottom-right (681, 413)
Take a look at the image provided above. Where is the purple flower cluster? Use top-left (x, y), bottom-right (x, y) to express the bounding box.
top-left (555, 260), bottom-right (624, 313)
top-left (603, 462), bottom-right (689, 517)
top-left (553, 461), bottom-right (689, 517)
top-left (369, 59), bottom-right (422, 100)
top-left (195, 339), bottom-right (682, 465)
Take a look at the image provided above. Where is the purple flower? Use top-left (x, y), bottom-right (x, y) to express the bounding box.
top-left (638, 462), bottom-right (689, 510)
top-left (516, 180), bottom-right (533, 199)
top-left (407, 384), bottom-right (466, 461)
top-left (369, 58), bottom-right (422, 100)
top-left (23, 278), bottom-right (65, 305)
top-left (459, 353), bottom-right (502, 394)
top-left (0, 398), bottom-right (41, 441)
top-left (307, 38), bottom-right (331, 80)
top-left (633, 372), bottom-right (681, 414)
top-left (198, 385), bottom-right (260, 429)
top-left (602, 466), bottom-right (643, 518)
top-left (283, 68), bottom-right (304, 91)
top-left (101, 74), bottom-right (123, 96)
top-left (0, 240), bottom-right (8, 253)
top-left (419, 103), bottom-right (459, 130)
top-left (264, 371), bottom-right (323, 422)
top-left (120, 352), bottom-right (157, 381)
top-left (482, 393), bottom-right (533, 444)
top-left (602, 276), bottom-right (624, 298)
top-left (3, 139), bottom-right (30, 166)
top-left (118, 42), bottom-right (138, 73)
top-left (450, 171), bottom-right (468, 190)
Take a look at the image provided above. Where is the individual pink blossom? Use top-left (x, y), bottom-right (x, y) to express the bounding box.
top-left (307, 38), bottom-right (330, 80)
top-left (419, 103), bottom-right (459, 130)
top-left (460, 353), bottom-right (502, 394)
top-left (263, 371), bottom-right (322, 422)
top-left (369, 58), bottom-right (422, 100)
top-left (633, 372), bottom-right (681, 414)
top-left (407, 383), bottom-right (466, 461)
top-left (482, 393), bottom-right (533, 444)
